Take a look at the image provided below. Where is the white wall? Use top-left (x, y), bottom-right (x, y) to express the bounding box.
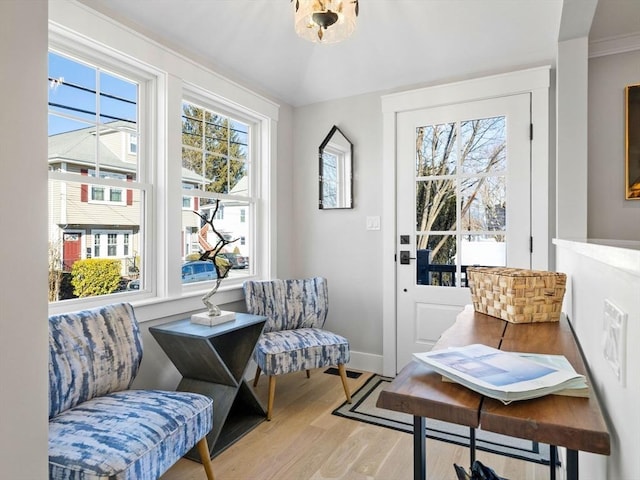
top-left (275, 103), bottom-right (296, 278)
top-left (556, 37), bottom-right (589, 239)
top-left (292, 93), bottom-right (384, 372)
top-left (0, 1), bottom-right (50, 478)
top-left (555, 242), bottom-right (640, 480)
top-left (588, 49), bottom-right (640, 240)
top-left (555, 21), bottom-right (640, 477)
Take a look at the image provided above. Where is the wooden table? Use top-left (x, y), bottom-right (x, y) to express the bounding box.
top-left (150, 313), bottom-right (267, 460)
top-left (376, 306), bottom-right (610, 480)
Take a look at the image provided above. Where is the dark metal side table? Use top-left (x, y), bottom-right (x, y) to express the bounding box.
top-left (149, 313), bottom-right (267, 460)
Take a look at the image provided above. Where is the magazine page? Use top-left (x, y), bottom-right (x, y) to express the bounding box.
top-left (441, 352), bottom-right (590, 398)
top-left (413, 344), bottom-right (586, 404)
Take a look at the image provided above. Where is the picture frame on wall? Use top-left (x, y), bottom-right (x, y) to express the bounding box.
top-left (626, 84), bottom-right (640, 200)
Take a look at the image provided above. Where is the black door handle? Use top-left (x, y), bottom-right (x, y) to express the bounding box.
top-left (399, 251), bottom-right (416, 265)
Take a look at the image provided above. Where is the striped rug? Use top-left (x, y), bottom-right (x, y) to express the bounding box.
top-left (332, 374), bottom-right (555, 465)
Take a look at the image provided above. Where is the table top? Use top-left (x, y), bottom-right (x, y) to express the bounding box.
top-left (377, 306), bottom-right (610, 455)
top-left (149, 312), bottom-right (267, 339)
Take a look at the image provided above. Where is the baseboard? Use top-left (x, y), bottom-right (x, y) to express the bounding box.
top-left (347, 350), bottom-right (384, 375)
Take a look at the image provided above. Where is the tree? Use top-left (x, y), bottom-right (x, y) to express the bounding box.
top-left (416, 117), bottom-right (506, 266)
top-left (181, 102), bottom-right (247, 196)
top-left (48, 241), bottom-right (63, 302)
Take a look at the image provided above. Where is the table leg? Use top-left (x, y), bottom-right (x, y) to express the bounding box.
top-left (567, 449), bottom-right (578, 480)
top-left (414, 416), bottom-right (426, 480)
top-left (549, 445), bottom-right (557, 480)
top-left (469, 427), bottom-right (476, 468)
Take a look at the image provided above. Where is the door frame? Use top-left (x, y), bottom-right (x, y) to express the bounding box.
top-left (380, 66), bottom-right (552, 377)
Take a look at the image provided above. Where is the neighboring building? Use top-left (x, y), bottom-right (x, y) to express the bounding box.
top-left (48, 122), bottom-right (205, 276)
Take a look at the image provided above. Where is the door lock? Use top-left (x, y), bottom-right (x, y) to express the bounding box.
top-left (399, 250), bottom-right (416, 265)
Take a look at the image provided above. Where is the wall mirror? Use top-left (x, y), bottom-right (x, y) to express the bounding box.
top-left (319, 125), bottom-right (353, 209)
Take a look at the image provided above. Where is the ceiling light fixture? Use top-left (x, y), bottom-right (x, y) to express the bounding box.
top-left (292, 0), bottom-right (359, 44)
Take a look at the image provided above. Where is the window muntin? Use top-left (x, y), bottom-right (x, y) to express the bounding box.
top-left (48, 49), bottom-right (147, 302)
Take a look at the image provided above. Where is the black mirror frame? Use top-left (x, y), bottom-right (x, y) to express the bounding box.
top-left (318, 125), bottom-right (353, 209)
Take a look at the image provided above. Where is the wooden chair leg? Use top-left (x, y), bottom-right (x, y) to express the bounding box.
top-left (196, 437), bottom-right (216, 480)
top-left (267, 375), bottom-right (276, 421)
top-left (338, 364), bottom-right (352, 404)
top-left (253, 366), bottom-right (262, 387)
top-left (306, 369), bottom-right (311, 379)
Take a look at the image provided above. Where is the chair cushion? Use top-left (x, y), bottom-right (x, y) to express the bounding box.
top-left (254, 328), bottom-right (350, 376)
top-left (49, 303), bottom-right (143, 419)
top-left (244, 278), bottom-right (328, 332)
top-left (48, 390), bottom-right (213, 480)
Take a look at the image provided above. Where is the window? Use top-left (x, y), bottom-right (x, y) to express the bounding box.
top-left (89, 170), bottom-right (127, 204)
top-left (48, 49), bottom-right (148, 302)
top-left (128, 133), bottom-right (137, 155)
top-left (91, 231), bottom-right (134, 258)
top-left (181, 100), bottom-right (253, 281)
top-left (48, 8), bottom-right (276, 312)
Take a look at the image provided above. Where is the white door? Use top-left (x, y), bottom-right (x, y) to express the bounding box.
top-left (396, 94), bottom-right (532, 370)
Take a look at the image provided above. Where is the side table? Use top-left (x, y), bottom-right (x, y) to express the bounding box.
top-left (149, 313), bottom-right (267, 460)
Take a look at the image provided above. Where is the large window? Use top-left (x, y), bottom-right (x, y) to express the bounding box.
top-left (180, 100), bottom-right (253, 282)
top-left (47, 8), bottom-right (275, 310)
top-left (48, 49), bottom-right (148, 302)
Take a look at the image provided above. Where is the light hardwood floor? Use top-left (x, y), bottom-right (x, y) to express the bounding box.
top-left (162, 369), bottom-right (560, 480)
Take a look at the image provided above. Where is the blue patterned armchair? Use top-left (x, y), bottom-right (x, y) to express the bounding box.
top-left (48, 303), bottom-right (216, 480)
top-left (243, 277), bottom-right (352, 420)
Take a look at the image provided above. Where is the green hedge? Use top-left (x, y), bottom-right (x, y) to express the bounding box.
top-left (71, 258), bottom-right (122, 298)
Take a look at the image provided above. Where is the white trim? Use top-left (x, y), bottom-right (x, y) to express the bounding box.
top-left (590, 32), bottom-right (640, 58)
top-left (381, 66), bottom-right (551, 377)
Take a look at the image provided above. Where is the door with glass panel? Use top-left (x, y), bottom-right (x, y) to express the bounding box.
top-left (396, 94), bottom-right (531, 370)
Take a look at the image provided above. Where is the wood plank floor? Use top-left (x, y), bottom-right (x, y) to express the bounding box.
top-left (161, 369), bottom-right (561, 480)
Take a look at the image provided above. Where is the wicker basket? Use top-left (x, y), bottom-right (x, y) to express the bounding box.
top-left (467, 267), bottom-right (566, 323)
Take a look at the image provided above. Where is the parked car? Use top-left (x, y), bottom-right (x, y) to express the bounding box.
top-left (182, 260), bottom-right (217, 283)
top-left (219, 252), bottom-right (247, 269)
top-left (126, 279), bottom-right (140, 290)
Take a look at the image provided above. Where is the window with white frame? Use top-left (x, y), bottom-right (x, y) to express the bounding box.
top-left (47, 8), bottom-right (275, 309)
top-left (91, 230), bottom-right (134, 258)
top-left (128, 133), bottom-right (137, 155)
top-left (48, 48), bottom-right (149, 301)
top-left (88, 170), bottom-right (127, 204)
top-left (181, 99), bottom-right (253, 279)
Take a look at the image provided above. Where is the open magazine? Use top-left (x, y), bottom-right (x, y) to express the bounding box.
top-left (413, 344), bottom-right (587, 404)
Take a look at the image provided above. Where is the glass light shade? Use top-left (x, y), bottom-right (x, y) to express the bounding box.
top-left (294, 0), bottom-right (357, 44)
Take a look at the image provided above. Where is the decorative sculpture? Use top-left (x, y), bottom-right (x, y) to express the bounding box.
top-left (194, 200), bottom-right (237, 316)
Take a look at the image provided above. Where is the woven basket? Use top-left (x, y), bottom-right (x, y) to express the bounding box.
top-left (467, 267), bottom-right (566, 323)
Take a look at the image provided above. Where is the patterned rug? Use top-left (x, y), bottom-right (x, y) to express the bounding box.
top-left (332, 374), bottom-right (554, 465)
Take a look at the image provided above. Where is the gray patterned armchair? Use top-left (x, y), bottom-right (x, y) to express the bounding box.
top-left (243, 277), bottom-right (352, 420)
top-left (48, 303), bottom-right (216, 480)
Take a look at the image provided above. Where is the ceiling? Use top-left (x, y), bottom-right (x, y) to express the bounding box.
top-left (77, 0), bottom-right (640, 107)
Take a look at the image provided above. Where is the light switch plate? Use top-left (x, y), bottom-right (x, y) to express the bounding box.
top-left (603, 299), bottom-right (627, 386)
top-left (366, 216), bottom-right (380, 230)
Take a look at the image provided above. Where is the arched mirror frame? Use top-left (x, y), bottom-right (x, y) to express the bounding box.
top-left (319, 125), bottom-right (353, 209)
